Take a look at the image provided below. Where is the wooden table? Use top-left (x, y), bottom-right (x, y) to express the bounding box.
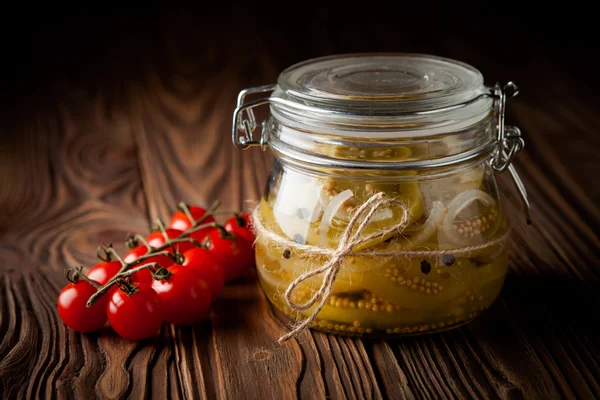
top-left (1, 10), bottom-right (599, 399)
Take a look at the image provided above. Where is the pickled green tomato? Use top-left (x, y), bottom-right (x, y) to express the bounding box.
top-left (318, 142), bottom-right (413, 164)
top-left (254, 164), bottom-right (509, 333)
top-left (255, 258), bottom-right (508, 331)
top-left (320, 178), bottom-right (425, 250)
top-left (257, 199), bottom-right (508, 307)
top-left (256, 259), bottom-right (507, 331)
top-left (304, 275), bottom-right (506, 329)
top-left (256, 250), bottom-right (507, 330)
top-left (342, 254), bottom-right (508, 310)
top-left (314, 305), bottom-right (442, 327)
top-left (420, 165), bottom-right (485, 205)
top-left (258, 230), bottom-right (507, 312)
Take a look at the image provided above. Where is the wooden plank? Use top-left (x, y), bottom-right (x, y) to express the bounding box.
top-left (368, 341), bottom-right (415, 400)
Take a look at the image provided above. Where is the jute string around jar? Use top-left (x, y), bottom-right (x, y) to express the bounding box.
top-left (251, 192), bottom-right (509, 344)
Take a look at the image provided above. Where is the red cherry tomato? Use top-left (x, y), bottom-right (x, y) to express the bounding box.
top-left (146, 228), bottom-right (182, 247)
top-left (57, 279), bottom-right (109, 333)
top-left (204, 229), bottom-right (254, 281)
top-left (181, 247), bottom-right (225, 300)
top-left (151, 266), bottom-right (211, 325)
top-left (224, 212), bottom-right (255, 245)
top-left (87, 261), bottom-right (122, 297)
top-left (189, 225), bottom-right (215, 246)
top-left (88, 261), bottom-right (122, 285)
top-left (123, 246), bottom-right (174, 285)
top-left (107, 283), bottom-right (163, 341)
top-left (168, 205), bottom-right (216, 232)
top-left (146, 229), bottom-right (195, 254)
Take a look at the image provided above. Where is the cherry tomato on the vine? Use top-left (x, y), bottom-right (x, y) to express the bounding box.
top-left (107, 283), bottom-right (164, 341)
top-left (203, 228), bottom-right (254, 281)
top-left (169, 205), bottom-right (215, 232)
top-left (57, 279), bottom-right (109, 333)
top-left (181, 247), bottom-right (225, 300)
top-left (123, 245), bottom-right (151, 263)
top-left (189, 225), bottom-right (216, 246)
top-left (146, 228), bottom-right (195, 254)
top-left (123, 246), bottom-right (174, 285)
top-left (152, 266), bottom-right (211, 325)
top-left (224, 212), bottom-right (255, 245)
top-left (87, 260), bottom-right (122, 297)
top-left (87, 261), bottom-right (122, 286)
top-left (146, 228), bottom-right (181, 247)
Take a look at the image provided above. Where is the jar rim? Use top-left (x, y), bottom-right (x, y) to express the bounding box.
top-left (277, 53), bottom-right (485, 113)
top-left (266, 53), bottom-right (497, 138)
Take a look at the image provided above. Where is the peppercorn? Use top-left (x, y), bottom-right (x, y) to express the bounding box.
top-left (420, 260), bottom-right (432, 275)
top-left (442, 254), bottom-right (455, 266)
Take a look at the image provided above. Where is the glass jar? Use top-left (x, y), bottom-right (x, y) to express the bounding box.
top-left (232, 54), bottom-right (530, 341)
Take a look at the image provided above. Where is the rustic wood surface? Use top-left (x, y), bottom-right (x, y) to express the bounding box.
top-left (0, 10), bottom-right (599, 399)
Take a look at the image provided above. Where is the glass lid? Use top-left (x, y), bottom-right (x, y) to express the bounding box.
top-left (275, 53), bottom-right (486, 114)
top-left (260, 53), bottom-right (499, 170)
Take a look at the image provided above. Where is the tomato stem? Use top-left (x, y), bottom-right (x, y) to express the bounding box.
top-left (197, 224), bottom-right (234, 250)
top-left (75, 267), bottom-right (103, 289)
top-left (178, 200), bottom-right (222, 228)
top-left (115, 278), bottom-right (139, 296)
top-left (126, 250), bottom-right (175, 269)
top-left (103, 245), bottom-right (127, 267)
top-left (209, 209), bottom-right (238, 215)
top-left (116, 262), bottom-right (160, 278)
top-left (234, 212), bottom-right (247, 228)
top-left (83, 200), bottom-right (224, 307)
top-left (64, 266), bottom-right (102, 289)
top-left (86, 262), bottom-right (160, 307)
top-left (216, 224), bottom-right (236, 240)
top-left (127, 233), bottom-right (152, 251)
top-left (185, 222), bottom-right (217, 236)
top-left (174, 237), bottom-right (203, 248)
top-left (64, 267), bottom-right (79, 284)
top-left (86, 283), bottom-right (114, 307)
top-left (85, 248), bottom-right (175, 306)
top-left (153, 218), bottom-right (169, 241)
top-left (202, 200), bottom-right (221, 223)
top-left (125, 234), bottom-right (139, 249)
top-left (171, 250), bottom-right (185, 265)
top-left (152, 266), bottom-right (172, 281)
top-left (96, 245), bottom-right (112, 262)
top-left (177, 202), bottom-right (197, 228)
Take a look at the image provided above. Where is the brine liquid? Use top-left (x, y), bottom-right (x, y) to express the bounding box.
top-left (256, 162), bottom-right (510, 337)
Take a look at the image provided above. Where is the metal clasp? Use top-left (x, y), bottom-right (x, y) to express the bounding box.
top-left (232, 84), bottom-right (276, 150)
top-left (491, 82), bottom-right (525, 173)
top-left (491, 82), bottom-right (532, 224)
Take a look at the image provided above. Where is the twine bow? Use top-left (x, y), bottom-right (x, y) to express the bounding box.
top-left (275, 192), bottom-right (410, 343)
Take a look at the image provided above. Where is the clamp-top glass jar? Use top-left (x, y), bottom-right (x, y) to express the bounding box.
top-left (233, 54), bottom-right (530, 340)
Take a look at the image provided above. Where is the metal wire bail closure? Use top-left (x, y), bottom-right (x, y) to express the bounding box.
top-left (232, 84), bottom-right (276, 151)
top-left (491, 82), bottom-right (525, 173)
top-left (490, 82), bottom-right (531, 225)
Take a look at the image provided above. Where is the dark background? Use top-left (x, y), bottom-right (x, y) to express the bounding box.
top-left (1, 7), bottom-right (597, 119)
top-left (2, 7), bottom-right (598, 227)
